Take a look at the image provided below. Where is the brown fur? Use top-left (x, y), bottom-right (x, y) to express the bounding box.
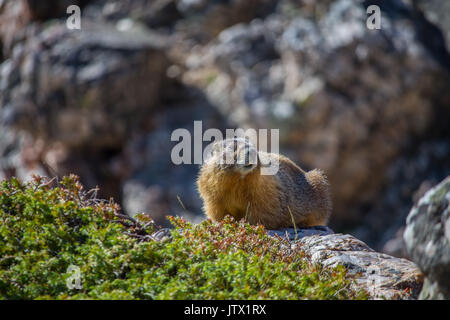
top-left (197, 139), bottom-right (332, 229)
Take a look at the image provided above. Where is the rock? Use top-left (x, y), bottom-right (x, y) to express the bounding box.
top-left (267, 226), bottom-right (334, 240)
top-left (0, 19), bottom-right (171, 198)
top-left (0, 1), bottom-right (91, 57)
top-left (25, 0), bottom-right (91, 21)
top-left (0, 0), bottom-right (32, 56)
top-left (294, 233), bottom-right (423, 299)
top-left (404, 176), bottom-right (450, 299)
top-left (150, 228), bottom-right (172, 242)
top-left (266, 225), bottom-right (422, 299)
top-left (0, 129), bottom-right (23, 180)
top-left (0, 130), bottom-right (48, 182)
top-left (413, 0), bottom-right (450, 51)
top-left (83, 0), bottom-right (181, 29)
top-left (84, 0), bottom-right (276, 42)
top-left (382, 227), bottom-right (407, 259)
top-left (1, 21), bottom-right (168, 148)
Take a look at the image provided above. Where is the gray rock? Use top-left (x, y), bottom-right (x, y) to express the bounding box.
top-left (294, 233), bottom-right (422, 300)
top-left (0, 19), bottom-right (171, 199)
top-left (414, 0), bottom-right (450, 50)
top-left (267, 226), bottom-right (334, 241)
top-left (150, 228), bottom-right (172, 242)
top-left (266, 225), bottom-right (422, 299)
top-left (404, 176), bottom-right (450, 299)
top-left (1, 21), bottom-right (168, 149)
top-left (25, 0), bottom-right (88, 21)
top-left (0, 0), bottom-right (31, 56)
top-left (84, 0), bottom-right (276, 42)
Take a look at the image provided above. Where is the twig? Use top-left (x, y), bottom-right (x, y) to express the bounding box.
top-left (287, 206), bottom-right (298, 242)
top-left (176, 195), bottom-right (186, 211)
top-left (245, 201), bottom-right (251, 222)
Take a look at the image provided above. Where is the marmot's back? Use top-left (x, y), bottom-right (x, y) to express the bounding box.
top-left (197, 138), bottom-right (332, 229)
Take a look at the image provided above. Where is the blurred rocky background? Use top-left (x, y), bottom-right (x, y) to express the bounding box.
top-left (0, 0), bottom-right (449, 259)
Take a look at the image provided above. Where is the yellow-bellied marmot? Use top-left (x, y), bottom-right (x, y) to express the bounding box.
top-left (197, 138), bottom-right (331, 229)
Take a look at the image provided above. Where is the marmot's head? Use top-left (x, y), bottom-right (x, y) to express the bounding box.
top-left (205, 138), bottom-right (259, 175)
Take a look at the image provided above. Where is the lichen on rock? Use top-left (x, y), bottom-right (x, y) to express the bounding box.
top-left (404, 176), bottom-right (450, 299)
top-left (266, 226), bottom-right (423, 299)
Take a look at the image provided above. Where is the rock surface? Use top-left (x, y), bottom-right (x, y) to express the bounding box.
top-left (296, 233), bottom-right (422, 300)
top-left (404, 176), bottom-right (450, 299)
top-left (267, 226), bottom-right (334, 240)
top-left (266, 226), bottom-right (422, 300)
top-left (0, 18), bottom-right (171, 198)
top-left (413, 0), bottom-right (450, 51)
top-left (0, 21), bottom-right (168, 148)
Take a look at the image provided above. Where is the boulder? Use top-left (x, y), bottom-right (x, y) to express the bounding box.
top-left (83, 0), bottom-right (276, 42)
top-left (404, 176), bottom-right (450, 299)
top-left (265, 226), bottom-right (423, 300)
top-left (0, 19), bottom-right (170, 198)
top-left (0, 21), bottom-right (168, 148)
top-left (0, 0), bottom-right (32, 56)
top-left (296, 232), bottom-right (422, 299)
top-left (267, 226), bottom-right (334, 240)
top-left (413, 0), bottom-right (450, 51)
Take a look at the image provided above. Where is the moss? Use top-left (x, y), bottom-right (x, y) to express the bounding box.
top-left (428, 179), bottom-right (450, 204)
top-left (0, 175), bottom-right (367, 300)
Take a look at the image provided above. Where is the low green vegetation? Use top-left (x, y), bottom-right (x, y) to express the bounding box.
top-left (0, 175), bottom-right (367, 299)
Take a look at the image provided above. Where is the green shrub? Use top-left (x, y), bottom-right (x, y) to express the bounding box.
top-left (0, 175), bottom-right (367, 299)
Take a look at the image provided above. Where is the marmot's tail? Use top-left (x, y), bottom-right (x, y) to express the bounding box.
top-left (305, 169), bottom-right (332, 223)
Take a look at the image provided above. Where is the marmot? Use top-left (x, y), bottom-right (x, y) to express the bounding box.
top-left (197, 138), bottom-right (331, 229)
